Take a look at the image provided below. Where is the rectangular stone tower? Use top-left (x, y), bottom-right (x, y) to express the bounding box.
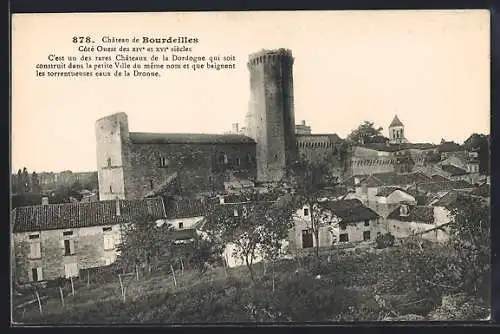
top-left (246, 48), bottom-right (297, 183)
top-left (95, 112), bottom-right (130, 200)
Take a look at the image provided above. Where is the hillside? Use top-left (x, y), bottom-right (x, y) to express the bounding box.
top-left (12, 240), bottom-right (489, 324)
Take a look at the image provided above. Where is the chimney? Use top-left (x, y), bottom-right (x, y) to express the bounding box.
top-left (354, 177), bottom-right (360, 186)
top-left (115, 198), bottom-right (121, 216)
top-left (41, 197), bottom-right (49, 205)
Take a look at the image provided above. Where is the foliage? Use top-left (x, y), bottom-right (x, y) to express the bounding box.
top-left (464, 133), bottom-right (490, 175)
top-left (116, 215), bottom-right (175, 272)
top-left (375, 232), bottom-right (395, 249)
top-left (204, 187), bottom-right (294, 281)
top-left (346, 121), bottom-right (386, 145)
top-left (446, 196), bottom-right (490, 300)
top-left (287, 154), bottom-right (339, 261)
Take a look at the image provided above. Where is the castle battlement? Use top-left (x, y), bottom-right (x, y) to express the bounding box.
top-left (247, 48), bottom-right (294, 67)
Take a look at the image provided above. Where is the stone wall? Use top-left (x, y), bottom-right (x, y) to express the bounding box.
top-left (95, 113), bottom-right (130, 200)
top-left (125, 142), bottom-right (256, 198)
top-left (13, 224), bottom-right (122, 283)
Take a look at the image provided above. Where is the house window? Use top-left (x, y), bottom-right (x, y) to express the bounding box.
top-left (105, 258), bottom-right (112, 266)
top-left (339, 233), bottom-right (349, 242)
top-left (178, 222), bottom-right (184, 229)
top-left (29, 239), bottom-right (41, 259)
top-left (364, 220), bottom-right (370, 227)
top-left (235, 157), bottom-right (241, 166)
top-left (233, 208), bottom-right (239, 217)
top-left (220, 153), bottom-right (228, 165)
top-left (64, 239), bottom-right (75, 256)
top-left (64, 263), bottom-right (79, 278)
top-left (159, 157), bottom-right (169, 167)
top-left (301, 230), bottom-right (313, 248)
top-left (31, 267), bottom-right (43, 282)
top-left (303, 208), bottom-right (309, 216)
top-left (103, 227), bottom-right (112, 232)
top-left (63, 231), bottom-right (73, 236)
top-left (363, 231), bottom-right (371, 241)
top-left (104, 234), bottom-right (114, 251)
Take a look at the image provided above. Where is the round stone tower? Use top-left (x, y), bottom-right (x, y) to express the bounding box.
top-left (246, 48), bottom-right (297, 183)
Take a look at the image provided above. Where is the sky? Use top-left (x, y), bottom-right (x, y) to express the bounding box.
top-left (12, 10), bottom-right (490, 173)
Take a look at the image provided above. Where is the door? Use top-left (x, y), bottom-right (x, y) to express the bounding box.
top-left (64, 262), bottom-right (79, 278)
top-left (301, 230), bottom-right (313, 248)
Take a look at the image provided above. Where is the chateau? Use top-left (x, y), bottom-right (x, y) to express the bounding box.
top-left (95, 49), bottom-right (344, 201)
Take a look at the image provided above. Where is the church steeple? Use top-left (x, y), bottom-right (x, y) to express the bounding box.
top-left (388, 115), bottom-right (406, 144)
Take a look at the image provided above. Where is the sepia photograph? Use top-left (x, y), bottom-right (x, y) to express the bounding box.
top-left (10, 10), bottom-right (491, 324)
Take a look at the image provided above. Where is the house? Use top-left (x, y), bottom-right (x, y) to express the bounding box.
top-left (438, 141), bottom-right (465, 160)
top-left (374, 187), bottom-right (417, 218)
top-left (406, 180), bottom-right (475, 198)
top-left (289, 199), bottom-right (380, 252)
top-left (11, 197), bottom-right (166, 284)
top-left (440, 164), bottom-right (470, 182)
top-left (156, 197), bottom-right (208, 231)
top-left (384, 203), bottom-right (450, 243)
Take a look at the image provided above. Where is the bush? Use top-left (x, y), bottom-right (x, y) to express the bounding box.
top-left (375, 232), bottom-right (395, 249)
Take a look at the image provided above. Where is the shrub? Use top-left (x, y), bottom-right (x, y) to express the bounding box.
top-left (375, 232), bottom-right (395, 249)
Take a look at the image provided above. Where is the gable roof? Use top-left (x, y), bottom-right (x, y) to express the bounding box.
top-left (387, 204), bottom-right (434, 224)
top-left (11, 198), bottom-right (166, 233)
top-left (389, 115), bottom-right (404, 127)
top-left (376, 186), bottom-right (409, 197)
top-left (438, 142), bottom-right (463, 153)
top-left (363, 172), bottom-right (417, 188)
top-left (129, 132), bottom-right (256, 145)
top-left (441, 164), bottom-right (468, 176)
top-left (164, 197), bottom-right (209, 219)
top-left (431, 191), bottom-right (463, 208)
top-left (431, 175), bottom-right (450, 182)
top-left (321, 199), bottom-right (379, 223)
top-left (407, 180), bottom-right (474, 194)
top-left (406, 172), bottom-right (433, 183)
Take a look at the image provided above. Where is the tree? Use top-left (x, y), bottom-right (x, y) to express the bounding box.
top-left (31, 172), bottom-right (41, 194)
top-left (287, 154), bottom-right (339, 264)
top-left (22, 167), bottom-right (30, 193)
top-left (204, 187), bottom-right (294, 281)
top-left (116, 215), bottom-right (175, 273)
top-left (447, 196), bottom-right (490, 299)
top-left (464, 133), bottom-right (490, 175)
top-left (346, 121), bottom-right (386, 145)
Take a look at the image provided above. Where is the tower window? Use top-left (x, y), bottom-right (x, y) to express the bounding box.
top-left (159, 157), bottom-right (169, 167)
top-left (150, 179), bottom-right (154, 190)
top-left (235, 157), bottom-right (241, 166)
top-left (107, 158), bottom-right (112, 167)
top-left (110, 185), bottom-right (113, 193)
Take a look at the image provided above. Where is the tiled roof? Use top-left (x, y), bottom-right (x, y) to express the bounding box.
top-left (164, 197), bottom-right (208, 219)
top-left (387, 205), bottom-right (434, 224)
top-left (376, 186), bottom-right (407, 197)
top-left (431, 175), bottom-right (450, 182)
top-left (170, 228), bottom-right (198, 241)
top-left (316, 186), bottom-right (351, 199)
top-left (431, 191), bottom-right (465, 208)
top-left (296, 134), bottom-right (342, 142)
top-left (12, 198), bottom-right (166, 233)
top-left (145, 172), bottom-right (179, 198)
top-left (129, 132), bottom-right (256, 145)
top-left (438, 142), bottom-right (464, 153)
top-left (389, 115), bottom-right (404, 127)
top-left (405, 172), bottom-right (433, 183)
top-left (407, 180), bottom-right (474, 195)
top-left (363, 172), bottom-right (416, 187)
top-left (321, 199), bottom-right (379, 223)
top-left (441, 164), bottom-right (468, 176)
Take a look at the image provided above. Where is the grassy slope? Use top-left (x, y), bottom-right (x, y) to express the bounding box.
top-left (12, 244), bottom-right (489, 324)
